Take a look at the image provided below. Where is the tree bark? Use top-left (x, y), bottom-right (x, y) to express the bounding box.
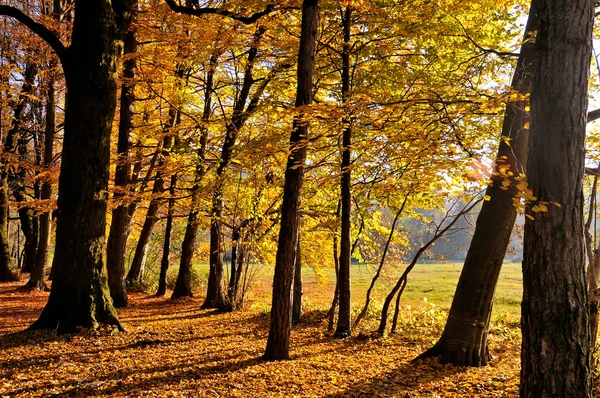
top-left (418, 0), bottom-right (538, 367)
top-left (335, 5), bottom-right (352, 338)
top-left (24, 0), bottom-right (134, 333)
top-left (520, 0), bottom-right (593, 395)
top-left (107, 1), bottom-right (138, 307)
top-left (292, 237), bottom-right (302, 325)
top-left (263, 0), bottom-right (319, 361)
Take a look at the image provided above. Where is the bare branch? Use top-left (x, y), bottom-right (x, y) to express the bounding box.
top-left (588, 108), bottom-right (600, 122)
top-left (163, 0), bottom-right (277, 24)
top-left (0, 5), bottom-right (66, 65)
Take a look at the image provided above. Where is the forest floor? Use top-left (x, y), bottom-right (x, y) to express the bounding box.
top-left (0, 272), bottom-right (598, 397)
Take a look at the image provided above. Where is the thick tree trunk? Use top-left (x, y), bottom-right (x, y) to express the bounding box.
top-left (292, 238), bottom-right (302, 325)
top-left (418, 0), bottom-right (538, 367)
top-left (520, 0), bottom-right (593, 395)
top-left (30, 0), bottom-right (129, 333)
top-left (26, 77), bottom-right (56, 290)
top-left (263, 0), bottom-right (319, 361)
top-left (107, 8), bottom-right (137, 307)
top-left (156, 174), bottom-right (176, 297)
top-left (335, 6), bottom-right (352, 338)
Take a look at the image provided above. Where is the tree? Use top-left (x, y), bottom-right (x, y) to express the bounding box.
top-left (417, 0), bottom-right (538, 366)
top-left (520, 0), bottom-right (593, 395)
top-left (0, 0), bottom-right (135, 333)
top-left (200, 27), bottom-right (268, 308)
top-left (264, 0), bottom-right (319, 361)
top-left (27, 63), bottom-right (57, 290)
top-left (335, 4), bottom-right (352, 338)
top-left (0, 60), bottom-right (38, 283)
top-left (172, 53), bottom-right (214, 300)
top-left (106, 0), bottom-right (139, 307)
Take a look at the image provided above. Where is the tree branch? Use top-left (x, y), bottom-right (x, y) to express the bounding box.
top-left (0, 5), bottom-right (66, 65)
top-left (163, 0), bottom-right (277, 24)
top-left (588, 108), bottom-right (600, 123)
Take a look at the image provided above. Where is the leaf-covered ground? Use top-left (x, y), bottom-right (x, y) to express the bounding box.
top-left (0, 281), bottom-right (598, 397)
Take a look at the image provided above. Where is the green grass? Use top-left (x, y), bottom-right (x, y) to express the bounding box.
top-left (145, 260), bottom-right (523, 322)
top-left (298, 261), bottom-right (522, 319)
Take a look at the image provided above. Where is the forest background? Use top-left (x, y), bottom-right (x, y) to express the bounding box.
top-left (0, 0), bottom-right (599, 396)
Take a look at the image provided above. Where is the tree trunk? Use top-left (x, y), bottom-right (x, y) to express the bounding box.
top-left (335, 5), bottom-right (352, 338)
top-left (173, 55), bottom-right (214, 301)
top-left (107, 3), bottom-right (138, 307)
top-left (15, 129), bottom-right (38, 274)
top-left (171, 195), bottom-right (199, 299)
top-left (156, 174), bottom-right (176, 297)
top-left (16, 206), bottom-right (36, 273)
top-left (418, 0), bottom-right (538, 367)
top-left (26, 76), bottom-right (56, 290)
top-left (520, 0), bottom-right (593, 395)
top-left (202, 31), bottom-right (263, 308)
top-left (126, 184), bottom-right (162, 286)
top-left (0, 62), bottom-right (37, 282)
top-left (201, 193), bottom-right (225, 306)
top-left (0, 168), bottom-right (16, 282)
top-left (292, 238), bottom-right (302, 325)
top-left (28, 0), bottom-right (131, 333)
top-left (263, 0), bottom-right (319, 361)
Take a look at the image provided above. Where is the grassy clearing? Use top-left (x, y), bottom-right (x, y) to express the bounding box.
top-left (219, 261), bottom-right (523, 321)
